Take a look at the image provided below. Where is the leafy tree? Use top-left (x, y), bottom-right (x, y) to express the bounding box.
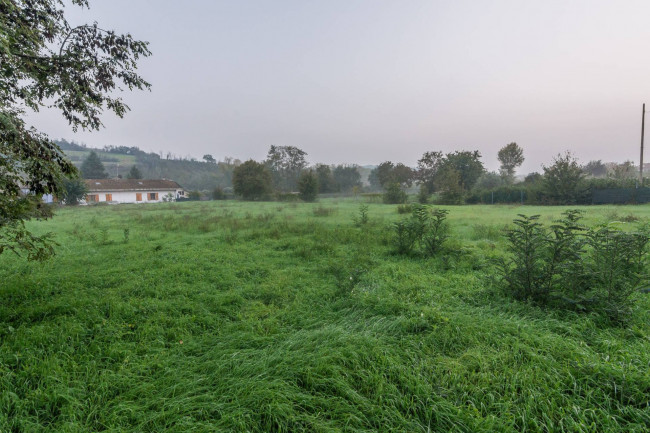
top-left (126, 165), bottom-right (142, 179)
top-left (1, 0), bottom-right (149, 260)
top-left (81, 151), bottom-right (109, 178)
top-left (315, 164), bottom-right (337, 193)
top-left (332, 165), bottom-right (361, 192)
top-left (203, 154), bottom-right (216, 164)
top-left (367, 167), bottom-right (382, 191)
top-left (473, 171), bottom-right (503, 190)
top-left (582, 160), bottom-right (607, 178)
top-left (375, 161), bottom-right (414, 188)
top-left (393, 164), bottom-right (414, 187)
top-left (524, 172), bottom-right (543, 184)
top-left (610, 161), bottom-right (636, 180)
top-left (497, 142), bottom-right (525, 183)
top-left (441, 150), bottom-right (485, 191)
top-left (61, 178), bottom-right (88, 205)
top-left (298, 170), bottom-right (319, 202)
top-left (265, 145), bottom-right (308, 192)
top-left (436, 165), bottom-right (465, 204)
top-left (542, 152), bottom-right (586, 204)
top-left (232, 160), bottom-right (272, 200)
top-left (212, 186), bottom-right (226, 200)
top-left (417, 185), bottom-right (430, 204)
top-left (375, 161), bottom-right (395, 187)
top-left (417, 151), bottom-right (444, 193)
top-left (383, 182), bottom-right (408, 204)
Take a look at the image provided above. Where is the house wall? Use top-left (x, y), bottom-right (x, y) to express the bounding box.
top-left (84, 189), bottom-right (183, 204)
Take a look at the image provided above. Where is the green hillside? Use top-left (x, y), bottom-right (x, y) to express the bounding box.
top-left (56, 141), bottom-right (236, 191)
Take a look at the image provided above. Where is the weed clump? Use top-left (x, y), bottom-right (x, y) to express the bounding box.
top-left (390, 205), bottom-right (449, 256)
top-left (352, 204), bottom-right (369, 226)
top-left (497, 210), bottom-right (649, 322)
top-left (313, 206), bottom-right (337, 217)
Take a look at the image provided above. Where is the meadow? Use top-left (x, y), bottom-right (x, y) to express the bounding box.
top-left (1, 200), bottom-right (649, 432)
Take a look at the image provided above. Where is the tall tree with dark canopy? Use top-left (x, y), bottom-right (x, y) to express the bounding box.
top-left (61, 178), bottom-right (88, 205)
top-left (497, 142), bottom-right (525, 183)
top-left (375, 161), bottom-right (396, 187)
top-left (265, 145), bottom-right (308, 192)
top-left (126, 165), bottom-right (142, 179)
top-left (315, 164), bottom-right (337, 193)
top-left (582, 160), bottom-right (607, 178)
top-left (0, 0), bottom-right (150, 260)
top-left (542, 152), bottom-right (585, 204)
top-left (81, 151), bottom-right (109, 179)
top-left (232, 160), bottom-right (272, 200)
top-left (298, 170), bottom-right (319, 202)
top-left (332, 165), bottom-right (362, 192)
top-left (442, 150), bottom-right (485, 191)
top-left (417, 151), bottom-right (444, 193)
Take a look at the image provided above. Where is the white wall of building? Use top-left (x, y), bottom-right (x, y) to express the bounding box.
top-left (83, 189), bottom-right (183, 204)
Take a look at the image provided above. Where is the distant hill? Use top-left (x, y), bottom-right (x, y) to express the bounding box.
top-left (55, 140), bottom-right (237, 191)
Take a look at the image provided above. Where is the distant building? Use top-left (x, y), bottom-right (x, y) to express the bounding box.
top-left (83, 179), bottom-right (184, 204)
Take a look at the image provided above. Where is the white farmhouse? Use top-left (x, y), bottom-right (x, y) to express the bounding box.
top-left (83, 179), bottom-right (184, 204)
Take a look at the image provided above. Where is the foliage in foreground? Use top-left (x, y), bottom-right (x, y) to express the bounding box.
top-left (391, 205), bottom-right (449, 256)
top-left (497, 210), bottom-right (649, 322)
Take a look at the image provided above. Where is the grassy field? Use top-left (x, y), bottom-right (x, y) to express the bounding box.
top-left (1, 200), bottom-right (649, 432)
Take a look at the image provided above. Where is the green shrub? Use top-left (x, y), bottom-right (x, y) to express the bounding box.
top-left (417, 185), bottom-right (429, 204)
top-left (396, 204), bottom-right (412, 214)
top-left (391, 219), bottom-right (420, 255)
top-left (390, 205), bottom-right (449, 256)
top-left (383, 182), bottom-right (407, 204)
top-left (188, 190), bottom-right (201, 200)
top-left (497, 214), bottom-right (549, 303)
top-left (298, 170), bottom-right (319, 202)
top-left (313, 205), bottom-right (337, 217)
top-left (353, 204), bottom-right (369, 226)
top-left (585, 224), bottom-right (649, 321)
top-left (421, 208), bottom-right (449, 256)
top-left (212, 186), bottom-right (226, 200)
top-left (497, 211), bottom-right (649, 322)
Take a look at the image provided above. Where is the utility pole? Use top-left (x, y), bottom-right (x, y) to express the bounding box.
top-left (641, 103), bottom-right (645, 186)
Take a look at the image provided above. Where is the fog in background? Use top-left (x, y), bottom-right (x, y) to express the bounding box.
top-left (28, 0), bottom-right (650, 174)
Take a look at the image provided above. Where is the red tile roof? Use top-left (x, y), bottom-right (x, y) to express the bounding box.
top-left (85, 179), bottom-right (182, 191)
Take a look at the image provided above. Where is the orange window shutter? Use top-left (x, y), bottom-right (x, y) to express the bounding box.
top-left (106, 194), bottom-right (112, 201)
top-left (136, 193), bottom-right (142, 201)
top-left (155, 193), bottom-right (159, 200)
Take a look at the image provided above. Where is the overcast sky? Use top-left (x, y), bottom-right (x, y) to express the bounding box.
top-left (28, 0), bottom-right (650, 174)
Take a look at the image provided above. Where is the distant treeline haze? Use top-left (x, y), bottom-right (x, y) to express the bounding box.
top-left (56, 139), bottom-right (645, 204)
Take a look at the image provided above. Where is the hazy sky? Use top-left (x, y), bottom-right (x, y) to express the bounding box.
top-left (28, 0), bottom-right (650, 174)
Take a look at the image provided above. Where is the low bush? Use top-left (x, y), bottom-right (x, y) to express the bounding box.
top-left (352, 204), bottom-right (369, 226)
top-left (497, 210), bottom-right (649, 322)
top-left (312, 206), bottom-right (337, 217)
top-left (396, 204), bottom-right (412, 214)
top-left (390, 205), bottom-right (449, 256)
top-left (383, 182), bottom-right (408, 204)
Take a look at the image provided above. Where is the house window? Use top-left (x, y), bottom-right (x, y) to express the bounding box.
top-left (136, 193), bottom-right (142, 201)
top-left (86, 194), bottom-right (99, 203)
top-left (148, 192), bottom-right (158, 200)
top-left (105, 194), bottom-right (112, 202)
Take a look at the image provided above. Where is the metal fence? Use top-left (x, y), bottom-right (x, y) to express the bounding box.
top-left (592, 188), bottom-right (650, 204)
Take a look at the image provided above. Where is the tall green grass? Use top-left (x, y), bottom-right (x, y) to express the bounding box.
top-left (1, 201), bottom-right (649, 432)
